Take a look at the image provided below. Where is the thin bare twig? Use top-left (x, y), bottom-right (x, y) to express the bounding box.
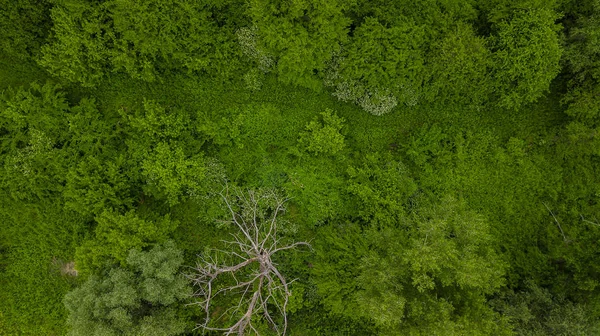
top-left (581, 214), bottom-right (600, 227)
top-left (543, 202), bottom-right (567, 242)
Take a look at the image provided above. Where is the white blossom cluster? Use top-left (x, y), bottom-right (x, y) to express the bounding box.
top-left (322, 49), bottom-right (344, 88)
top-left (331, 79), bottom-right (362, 102)
top-left (8, 151), bottom-right (33, 176)
top-left (243, 68), bottom-right (262, 91)
top-left (323, 49), bottom-right (399, 116)
top-left (7, 130), bottom-right (54, 176)
top-left (236, 26), bottom-right (274, 73)
top-left (187, 158), bottom-right (227, 199)
top-left (358, 88), bottom-right (399, 116)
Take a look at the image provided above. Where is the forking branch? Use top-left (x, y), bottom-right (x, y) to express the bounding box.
top-left (188, 183), bottom-right (311, 335)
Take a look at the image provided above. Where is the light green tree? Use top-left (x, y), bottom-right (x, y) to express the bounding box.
top-left (313, 195), bottom-right (509, 335)
top-left (247, 0), bottom-right (352, 91)
top-left (75, 210), bottom-right (178, 275)
top-left (427, 22), bottom-right (493, 106)
top-left (298, 109), bottom-right (346, 155)
top-left (64, 242), bottom-right (191, 336)
top-left (487, 4), bottom-right (563, 109)
top-left (123, 99), bottom-right (206, 205)
top-left (41, 0), bottom-right (246, 85)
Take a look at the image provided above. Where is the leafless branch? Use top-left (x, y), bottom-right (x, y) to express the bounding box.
top-left (543, 202), bottom-right (567, 242)
top-left (581, 214), bottom-right (600, 227)
top-left (188, 184), bottom-right (310, 335)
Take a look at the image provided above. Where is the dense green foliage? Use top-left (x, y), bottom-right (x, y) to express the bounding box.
top-left (1, 0), bottom-right (599, 335)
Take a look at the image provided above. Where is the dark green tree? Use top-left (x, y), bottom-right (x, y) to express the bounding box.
top-left (491, 281), bottom-right (600, 335)
top-left (0, 82), bottom-right (71, 201)
top-left (0, 0), bottom-right (52, 59)
top-left (75, 210), bottom-right (178, 275)
top-left (562, 0), bottom-right (600, 123)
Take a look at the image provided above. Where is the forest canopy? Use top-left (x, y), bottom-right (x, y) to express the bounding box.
top-left (1, 0), bottom-right (600, 335)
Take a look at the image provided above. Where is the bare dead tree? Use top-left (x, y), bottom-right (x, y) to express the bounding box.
top-left (189, 184), bottom-right (310, 336)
